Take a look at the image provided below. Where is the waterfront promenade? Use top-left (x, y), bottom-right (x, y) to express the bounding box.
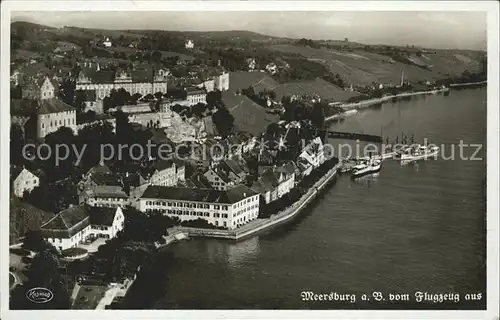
top-left (169, 162), bottom-right (341, 241)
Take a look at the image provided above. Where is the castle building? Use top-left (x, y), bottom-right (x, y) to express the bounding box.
top-left (75, 65), bottom-right (168, 100)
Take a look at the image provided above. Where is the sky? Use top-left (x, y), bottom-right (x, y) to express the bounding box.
top-left (11, 11), bottom-right (487, 50)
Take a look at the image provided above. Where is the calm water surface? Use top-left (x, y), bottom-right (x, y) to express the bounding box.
top-left (126, 88), bottom-right (487, 309)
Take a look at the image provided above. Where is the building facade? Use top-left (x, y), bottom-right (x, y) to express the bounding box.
top-left (23, 76), bottom-right (57, 100)
top-left (139, 185), bottom-right (259, 229)
top-left (41, 205), bottom-right (124, 251)
top-left (76, 66), bottom-right (168, 100)
top-left (41, 205), bottom-right (91, 251)
top-left (36, 99), bottom-right (77, 139)
top-left (12, 168), bottom-right (40, 198)
top-left (88, 207), bottom-right (125, 239)
top-left (185, 87), bottom-right (207, 105)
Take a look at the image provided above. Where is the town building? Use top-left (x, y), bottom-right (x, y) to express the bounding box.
top-left (36, 98), bottom-right (77, 139)
top-left (88, 206), bottom-right (125, 240)
top-left (204, 159), bottom-right (247, 191)
top-left (185, 86), bottom-right (207, 105)
top-left (108, 102), bottom-right (152, 114)
top-left (12, 167), bottom-right (40, 198)
top-left (22, 76), bottom-right (58, 100)
top-left (81, 185), bottom-right (130, 208)
top-left (40, 205), bottom-right (91, 251)
top-left (185, 39), bottom-right (194, 49)
top-left (247, 58), bottom-right (256, 71)
top-left (139, 184), bottom-right (259, 229)
top-left (140, 159), bottom-right (185, 187)
top-left (40, 205), bottom-right (124, 251)
top-left (76, 115), bottom-right (116, 133)
top-left (77, 163), bottom-right (129, 208)
top-left (81, 90), bottom-right (104, 114)
top-left (102, 37), bottom-right (112, 47)
top-left (75, 64), bottom-right (168, 100)
top-left (266, 63), bottom-right (278, 75)
top-left (251, 162), bottom-right (296, 204)
top-left (298, 137), bottom-right (325, 170)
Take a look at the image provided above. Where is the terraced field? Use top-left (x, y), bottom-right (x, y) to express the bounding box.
top-left (267, 44), bottom-right (483, 86)
top-left (229, 71), bottom-right (358, 102)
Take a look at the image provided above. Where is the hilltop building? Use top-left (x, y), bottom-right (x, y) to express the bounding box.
top-left (185, 39), bottom-right (194, 49)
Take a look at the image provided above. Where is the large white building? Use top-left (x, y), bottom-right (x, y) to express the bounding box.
top-left (40, 205), bottom-right (124, 251)
top-left (139, 184), bottom-right (259, 229)
top-left (12, 168), bottom-right (40, 198)
top-left (22, 75), bottom-right (77, 139)
top-left (75, 65), bottom-right (168, 100)
top-left (185, 87), bottom-right (207, 105)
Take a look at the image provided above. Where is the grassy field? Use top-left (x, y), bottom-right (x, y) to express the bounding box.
top-left (267, 44), bottom-right (483, 86)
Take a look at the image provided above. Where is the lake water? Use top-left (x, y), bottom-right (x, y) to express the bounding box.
top-left (125, 88), bottom-right (487, 310)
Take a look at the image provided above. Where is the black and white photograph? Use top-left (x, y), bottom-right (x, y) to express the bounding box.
top-left (1, 1), bottom-right (499, 319)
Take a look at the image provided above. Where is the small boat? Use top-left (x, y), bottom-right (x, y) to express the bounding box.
top-left (400, 145), bottom-right (440, 162)
top-left (351, 158), bottom-right (382, 179)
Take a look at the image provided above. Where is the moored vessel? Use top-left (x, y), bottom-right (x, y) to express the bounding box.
top-left (351, 158), bottom-right (382, 179)
top-left (400, 145), bottom-right (440, 162)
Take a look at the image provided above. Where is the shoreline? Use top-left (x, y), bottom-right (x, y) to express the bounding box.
top-left (325, 81), bottom-right (486, 121)
top-left (168, 162), bottom-right (341, 241)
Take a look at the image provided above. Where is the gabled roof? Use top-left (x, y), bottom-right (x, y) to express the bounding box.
top-left (123, 172), bottom-right (147, 187)
top-left (184, 173), bottom-right (212, 189)
top-left (151, 159), bottom-right (175, 172)
top-left (87, 162), bottom-right (112, 176)
top-left (87, 185), bottom-right (128, 198)
top-left (41, 205), bottom-right (90, 238)
top-left (206, 166), bottom-right (232, 184)
top-left (140, 184), bottom-right (257, 204)
top-left (38, 98), bottom-right (74, 114)
top-left (222, 159), bottom-right (246, 177)
top-left (185, 86), bottom-right (206, 95)
top-left (91, 173), bottom-right (122, 186)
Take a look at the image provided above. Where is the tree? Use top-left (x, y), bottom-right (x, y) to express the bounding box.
top-left (22, 230), bottom-right (52, 253)
top-left (154, 92), bottom-right (163, 100)
top-left (10, 123), bottom-right (25, 166)
top-left (191, 103), bottom-right (207, 118)
top-left (60, 79), bottom-right (75, 105)
top-left (212, 105), bottom-right (235, 138)
top-left (10, 248), bottom-right (70, 309)
top-left (206, 90), bottom-right (222, 107)
top-left (73, 90), bottom-right (87, 112)
top-left (266, 122), bottom-right (280, 138)
top-left (11, 85), bottom-right (22, 99)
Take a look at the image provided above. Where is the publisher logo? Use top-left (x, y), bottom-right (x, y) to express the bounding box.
top-left (26, 287), bottom-right (54, 304)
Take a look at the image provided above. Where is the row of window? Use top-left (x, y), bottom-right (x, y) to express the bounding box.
top-left (235, 204), bottom-right (258, 217)
top-left (145, 200), bottom-right (229, 211)
top-left (146, 208), bottom-right (229, 219)
top-left (41, 118), bottom-right (75, 128)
